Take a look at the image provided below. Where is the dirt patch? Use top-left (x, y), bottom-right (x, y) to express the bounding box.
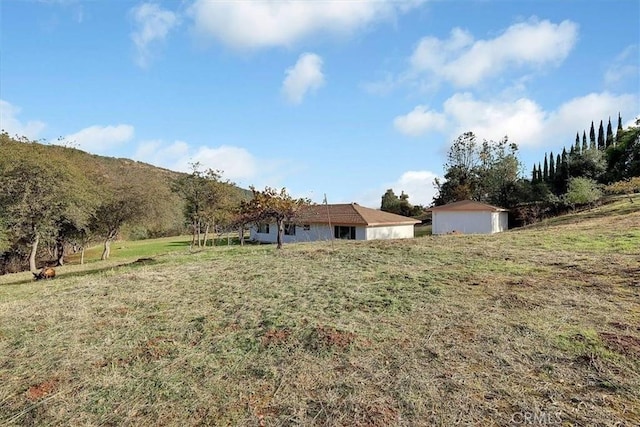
top-left (261, 328), bottom-right (291, 347)
top-left (304, 325), bottom-right (357, 352)
top-left (26, 378), bottom-right (59, 400)
top-left (599, 332), bottom-right (640, 358)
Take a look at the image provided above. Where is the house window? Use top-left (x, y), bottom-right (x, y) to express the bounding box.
top-left (257, 223), bottom-right (269, 234)
top-left (334, 226), bottom-right (356, 240)
top-left (303, 224), bottom-right (311, 231)
top-left (284, 223), bottom-right (296, 236)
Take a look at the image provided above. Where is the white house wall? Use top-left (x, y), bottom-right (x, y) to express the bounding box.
top-left (432, 211), bottom-right (495, 234)
top-left (491, 212), bottom-right (509, 233)
top-left (365, 224), bottom-right (415, 240)
top-left (250, 223), bottom-right (414, 243)
top-left (250, 223), bottom-right (362, 243)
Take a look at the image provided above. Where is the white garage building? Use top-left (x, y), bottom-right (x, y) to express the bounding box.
top-left (428, 200), bottom-right (509, 235)
top-left (250, 203), bottom-right (420, 244)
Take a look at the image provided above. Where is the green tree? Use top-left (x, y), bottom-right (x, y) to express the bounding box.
top-left (582, 131), bottom-right (588, 152)
top-left (381, 189), bottom-right (401, 214)
top-left (597, 120), bottom-right (605, 150)
top-left (433, 132), bottom-right (480, 205)
top-left (606, 117), bottom-right (614, 148)
top-left (434, 133), bottom-right (522, 208)
top-left (171, 164), bottom-right (233, 248)
top-left (574, 132), bottom-right (581, 154)
top-left (240, 187), bottom-right (311, 249)
top-left (605, 124), bottom-right (640, 182)
top-left (548, 151), bottom-right (555, 181)
top-left (0, 159), bottom-right (68, 271)
top-left (543, 155), bottom-right (549, 181)
top-left (589, 121), bottom-right (596, 149)
top-left (89, 186), bottom-right (151, 260)
top-left (563, 177), bottom-right (602, 207)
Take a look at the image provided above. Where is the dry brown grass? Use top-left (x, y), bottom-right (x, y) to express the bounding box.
top-left (1, 198), bottom-right (639, 426)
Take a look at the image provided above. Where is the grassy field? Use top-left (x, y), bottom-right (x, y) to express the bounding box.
top-left (1, 198), bottom-right (639, 426)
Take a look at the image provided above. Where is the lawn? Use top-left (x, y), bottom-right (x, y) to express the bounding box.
top-left (0, 199), bottom-right (638, 426)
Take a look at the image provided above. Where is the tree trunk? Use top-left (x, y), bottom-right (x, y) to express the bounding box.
top-left (276, 219), bottom-right (284, 249)
top-left (197, 221), bottom-right (202, 247)
top-left (29, 233), bottom-right (39, 272)
top-left (55, 238), bottom-right (65, 266)
top-left (203, 223), bottom-right (210, 247)
top-left (239, 226), bottom-right (244, 246)
top-left (80, 247), bottom-right (85, 265)
top-left (101, 239), bottom-right (111, 260)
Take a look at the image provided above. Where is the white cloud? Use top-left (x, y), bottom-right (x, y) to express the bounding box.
top-left (187, 0), bottom-right (424, 49)
top-left (409, 18), bottom-right (578, 88)
top-left (282, 53), bottom-right (325, 104)
top-left (393, 105), bottom-right (447, 136)
top-left (134, 140), bottom-right (258, 182)
top-left (358, 170), bottom-right (440, 208)
top-left (394, 91), bottom-right (638, 148)
top-left (442, 93), bottom-right (547, 145)
top-left (63, 124), bottom-right (135, 153)
top-left (604, 45), bottom-right (639, 87)
top-left (0, 100), bottom-right (46, 139)
top-left (131, 3), bottom-right (179, 67)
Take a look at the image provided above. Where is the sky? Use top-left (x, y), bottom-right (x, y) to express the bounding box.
top-left (1, 0), bottom-right (639, 208)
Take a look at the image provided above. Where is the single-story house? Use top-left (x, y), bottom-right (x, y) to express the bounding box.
top-left (250, 203), bottom-right (420, 244)
top-left (427, 200), bottom-right (508, 235)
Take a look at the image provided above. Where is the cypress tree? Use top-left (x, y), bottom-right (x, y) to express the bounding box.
top-left (574, 132), bottom-right (581, 153)
top-left (590, 121), bottom-right (596, 149)
top-left (549, 151), bottom-right (555, 180)
top-left (606, 117), bottom-right (613, 148)
top-left (538, 162), bottom-right (542, 182)
top-left (531, 164), bottom-right (538, 183)
top-left (597, 120), bottom-right (605, 150)
top-left (616, 112), bottom-right (624, 144)
top-left (617, 112), bottom-right (623, 134)
top-left (582, 131), bottom-right (588, 152)
top-left (558, 149), bottom-right (569, 194)
top-left (543, 155), bottom-right (549, 181)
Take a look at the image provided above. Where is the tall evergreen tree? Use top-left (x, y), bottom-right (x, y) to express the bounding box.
top-left (582, 131), bottom-right (588, 152)
top-left (617, 112), bottom-right (623, 135)
top-left (549, 151), bottom-right (555, 181)
top-left (531, 164), bottom-right (538, 183)
top-left (538, 162), bottom-right (542, 183)
top-left (615, 113), bottom-right (624, 145)
top-left (590, 121), bottom-right (596, 149)
top-left (597, 120), bottom-right (605, 150)
top-left (606, 117), bottom-right (613, 148)
top-left (575, 132), bottom-right (581, 154)
top-left (543, 155), bottom-right (549, 182)
top-left (558, 148), bottom-right (569, 194)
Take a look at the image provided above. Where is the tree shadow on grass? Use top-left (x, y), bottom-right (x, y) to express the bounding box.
top-left (0, 258), bottom-right (160, 287)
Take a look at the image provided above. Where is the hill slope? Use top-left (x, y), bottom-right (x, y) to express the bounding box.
top-left (0, 133), bottom-right (251, 239)
top-left (0, 198), bottom-right (638, 425)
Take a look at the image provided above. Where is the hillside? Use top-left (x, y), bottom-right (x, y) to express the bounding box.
top-left (0, 133), bottom-right (251, 240)
top-left (0, 197), bottom-right (638, 425)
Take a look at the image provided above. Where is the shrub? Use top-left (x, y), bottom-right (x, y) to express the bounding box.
top-left (563, 177), bottom-right (602, 206)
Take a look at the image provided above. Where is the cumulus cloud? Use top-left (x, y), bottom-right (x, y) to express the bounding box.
top-left (134, 140), bottom-right (258, 182)
top-left (409, 18), bottom-right (578, 88)
top-left (187, 0), bottom-right (424, 49)
top-left (358, 170), bottom-right (441, 208)
top-left (131, 3), bottom-right (179, 67)
top-left (64, 124), bottom-right (135, 154)
top-left (393, 105), bottom-right (447, 136)
top-left (0, 100), bottom-right (46, 139)
top-left (394, 91), bottom-right (638, 148)
top-left (282, 53), bottom-right (325, 104)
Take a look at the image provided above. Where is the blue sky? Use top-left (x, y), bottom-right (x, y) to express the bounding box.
top-left (1, 0), bottom-right (638, 208)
